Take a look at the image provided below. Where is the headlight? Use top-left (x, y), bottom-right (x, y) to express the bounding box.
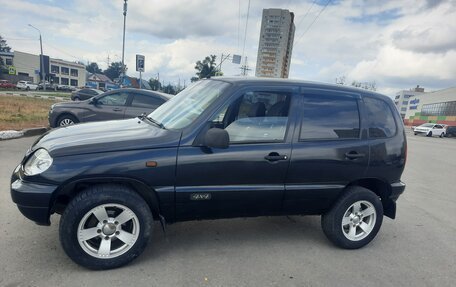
top-left (24, 149), bottom-right (53, 176)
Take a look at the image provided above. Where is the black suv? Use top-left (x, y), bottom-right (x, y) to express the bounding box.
top-left (11, 78), bottom-right (406, 270)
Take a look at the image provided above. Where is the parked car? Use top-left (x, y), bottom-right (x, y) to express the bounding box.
top-left (0, 79), bottom-right (16, 89)
top-left (38, 81), bottom-right (58, 91)
top-left (16, 80), bottom-right (38, 90)
top-left (57, 85), bottom-right (77, 92)
top-left (413, 123), bottom-right (446, 137)
top-left (11, 78), bottom-right (406, 270)
top-left (49, 88), bottom-right (170, 127)
top-left (70, 88), bottom-right (104, 101)
top-left (444, 126), bottom-right (456, 137)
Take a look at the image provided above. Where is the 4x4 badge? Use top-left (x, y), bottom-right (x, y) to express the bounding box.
top-left (190, 193), bottom-right (211, 200)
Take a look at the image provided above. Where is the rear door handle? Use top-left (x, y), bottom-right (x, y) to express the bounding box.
top-left (112, 108), bottom-right (122, 112)
top-left (345, 151), bottom-right (365, 159)
top-left (264, 152), bottom-right (288, 162)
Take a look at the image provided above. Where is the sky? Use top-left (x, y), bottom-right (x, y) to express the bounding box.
top-left (0, 0), bottom-right (455, 96)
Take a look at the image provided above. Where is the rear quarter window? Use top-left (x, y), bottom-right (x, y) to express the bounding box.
top-left (364, 97), bottom-right (397, 138)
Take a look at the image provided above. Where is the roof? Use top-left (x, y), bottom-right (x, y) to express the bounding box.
top-left (116, 88), bottom-right (171, 100)
top-left (211, 76), bottom-right (388, 99)
top-left (87, 73), bottom-right (113, 83)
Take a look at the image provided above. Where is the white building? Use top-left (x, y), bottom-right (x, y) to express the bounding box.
top-left (400, 87), bottom-right (456, 126)
top-left (1, 50), bottom-right (85, 87)
top-left (255, 8), bottom-right (295, 78)
top-left (394, 85), bottom-right (425, 119)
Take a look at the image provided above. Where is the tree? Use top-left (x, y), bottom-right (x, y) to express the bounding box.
top-left (351, 80), bottom-right (377, 91)
top-left (162, 84), bottom-right (176, 95)
top-left (193, 55), bottom-right (219, 81)
top-left (86, 62), bottom-right (102, 74)
top-left (104, 61), bottom-right (125, 81)
top-left (149, 78), bottom-right (162, 91)
top-left (0, 35), bottom-right (12, 68)
top-left (0, 35), bottom-right (11, 53)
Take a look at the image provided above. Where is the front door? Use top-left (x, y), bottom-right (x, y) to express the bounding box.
top-left (86, 91), bottom-right (129, 122)
top-left (283, 90), bottom-right (369, 214)
top-left (175, 87), bottom-right (298, 220)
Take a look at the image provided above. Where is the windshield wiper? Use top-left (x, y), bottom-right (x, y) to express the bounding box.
top-left (139, 113), bottom-right (166, 129)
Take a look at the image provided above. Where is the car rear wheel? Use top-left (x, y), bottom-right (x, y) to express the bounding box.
top-left (321, 186), bottom-right (383, 249)
top-left (439, 133), bottom-right (444, 138)
top-left (57, 114), bottom-right (78, 127)
top-left (59, 184), bottom-right (153, 270)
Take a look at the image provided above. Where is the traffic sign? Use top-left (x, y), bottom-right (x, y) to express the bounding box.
top-left (136, 54), bottom-right (145, 72)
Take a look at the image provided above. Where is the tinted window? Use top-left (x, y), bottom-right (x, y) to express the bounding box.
top-left (211, 91), bottom-right (291, 143)
top-left (97, 92), bottom-right (128, 106)
top-left (300, 95), bottom-right (360, 140)
top-left (131, 94), bottom-right (164, 108)
top-left (364, 97), bottom-right (397, 138)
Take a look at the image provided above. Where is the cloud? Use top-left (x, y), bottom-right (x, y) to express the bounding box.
top-left (1, 0), bottom-right (455, 93)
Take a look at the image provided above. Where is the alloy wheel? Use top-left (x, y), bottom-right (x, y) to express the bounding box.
top-left (341, 200), bottom-right (376, 241)
top-left (77, 204), bottom-right (140, 259)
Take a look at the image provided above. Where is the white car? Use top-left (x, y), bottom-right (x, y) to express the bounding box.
top-left (16, 80), bottom-right (38, 91)
top-left (414, 123), bottom-right (446, 137)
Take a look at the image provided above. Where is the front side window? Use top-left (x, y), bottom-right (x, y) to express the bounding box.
top-left (300, 95), bottom-right (360, 140)
top-left (149, 80), bottom-right (230, 130)
top-left (210, 91), bottom-right (291, 143)
top-left (364, 97), bottom-right (397, 138)
top-left (97, 92), bottom-right (128, 106)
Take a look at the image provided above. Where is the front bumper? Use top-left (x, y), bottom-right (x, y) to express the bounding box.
top-left (10, 165), bottom-right (58, 225)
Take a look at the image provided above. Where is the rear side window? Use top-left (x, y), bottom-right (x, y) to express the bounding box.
top-left (300, 95), bottom-right (360, 140)
top-left (364, 97), bottom-right (397, 138)
top-left (131, 94), bottom-right (165, 108)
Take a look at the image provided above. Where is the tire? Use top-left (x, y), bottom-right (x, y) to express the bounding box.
top-left (427, 131), bottom-right (432, 137)
top-left (321, 186), bottom-right (383, 249)
top-left (26, 86), bottom-right (30, 91)
top-left (59, 184), bottom-right (153, 270)
top-left (73, 96), bottom-right (80, 101)
top-left (57, 114), bottom-right (79, 127)
top-left (414, 133), bottom-right (417, 135)
top-left (439, 133), bottom-right (444, 138)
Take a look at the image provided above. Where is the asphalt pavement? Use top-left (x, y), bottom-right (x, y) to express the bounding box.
top-left (0, 134), bottom-right (455, 287)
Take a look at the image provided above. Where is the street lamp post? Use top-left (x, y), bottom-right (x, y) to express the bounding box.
top-left (28, 24), bottom-right (46, 91)
top-left (121, 0), bottom-right (128, 85)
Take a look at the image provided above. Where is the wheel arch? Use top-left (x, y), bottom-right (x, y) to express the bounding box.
top-left (51, 177), bottom-right (162, 220)
top-left (55, 112), bottom-right (79, 126)
top-left (347, 178), bottom-right (396, 219)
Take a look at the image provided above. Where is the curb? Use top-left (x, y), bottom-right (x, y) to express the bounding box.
top-left (0, 127), bottom-right (49, 141)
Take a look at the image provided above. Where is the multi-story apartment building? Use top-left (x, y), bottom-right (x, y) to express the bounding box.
top-left (255, 8), bottom-right (295, 78)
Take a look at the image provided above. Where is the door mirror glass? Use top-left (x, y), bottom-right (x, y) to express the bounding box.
top-left (89, 97), bottom-right (98, 104)
top-left (204, 128), bottom-right (230, 149)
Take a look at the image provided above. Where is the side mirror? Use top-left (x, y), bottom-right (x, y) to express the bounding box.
top-left (204, 128), bottom-right (229, 149)
top-left (90, 97), bottom-right (98, 104)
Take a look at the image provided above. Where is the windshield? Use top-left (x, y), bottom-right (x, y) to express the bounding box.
top-left (420, 123), bottom-right (434, 127)
top-left (148, 80), bottom-right (230, 130)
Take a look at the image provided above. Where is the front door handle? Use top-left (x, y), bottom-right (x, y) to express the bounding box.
top-left (264, 152), bottom-right (288, 162)
top-left (112, 108), bottom-right (122, 112)
top-left (345, 151), bottom-right (365, 159)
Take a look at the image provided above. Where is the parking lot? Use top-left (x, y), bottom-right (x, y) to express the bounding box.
top-left (0, 133), bottom-right (455, 287)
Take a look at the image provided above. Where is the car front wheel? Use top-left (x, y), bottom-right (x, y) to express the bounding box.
top-left (427, 131), bottom-right (432, 137)
top-left (57, 114), bottom-right (78, 127)
top-left (59, 184), bottom-right (153, 270)
top-left (321, 186), bottom-right (383, 249)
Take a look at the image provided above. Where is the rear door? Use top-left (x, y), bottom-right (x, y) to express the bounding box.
top-left (124, 93), bottom-right (167, 119)
top-left (84, 91), bottom-right (129, 122)
top-left (283, 89), bottom-right (369, 214)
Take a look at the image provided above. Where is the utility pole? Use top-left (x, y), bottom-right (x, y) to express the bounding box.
top-left (240, 56), bottom-right (251, 76)
top-left (121, 0), bottom-right (128, 86)
top-left (28, 24), bottom-right (46, 91)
